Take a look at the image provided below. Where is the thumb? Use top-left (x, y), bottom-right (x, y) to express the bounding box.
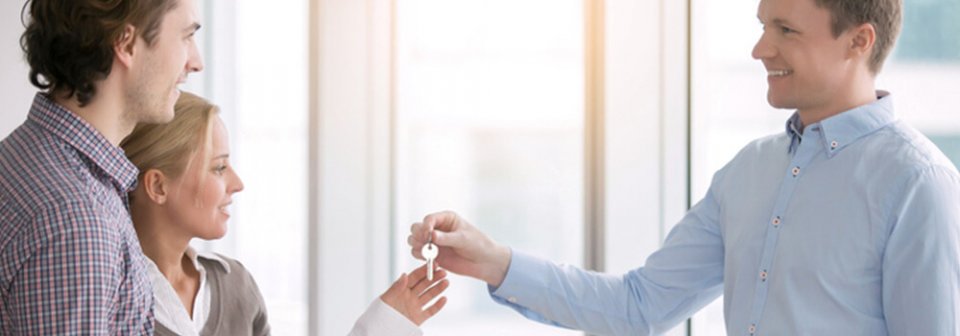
top-left (392, 272), bottom-right (409, 290)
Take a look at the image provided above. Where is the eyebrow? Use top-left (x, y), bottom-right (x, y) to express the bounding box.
top-left (212, 154), bottom-right (229, 160)
top-left (185, 22), bottom-right (201, 33)
top-left (757, 16), bottom-right (794, 26)
top-left (771, 18), bottom-right (794, 27)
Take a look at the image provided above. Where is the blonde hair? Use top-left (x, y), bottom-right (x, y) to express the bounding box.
top-left (121, 91), bottom-right (219, 180)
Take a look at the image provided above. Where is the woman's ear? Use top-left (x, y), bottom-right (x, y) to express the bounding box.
top-left (142, 169), bottom-right (169, 204)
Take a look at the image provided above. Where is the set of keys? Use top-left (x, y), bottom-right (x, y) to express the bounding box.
top-left (421, 232), bottom-right (439, 281)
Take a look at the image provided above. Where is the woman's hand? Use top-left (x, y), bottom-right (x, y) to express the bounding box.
top-left (380, 263), bottom-right (449, 326)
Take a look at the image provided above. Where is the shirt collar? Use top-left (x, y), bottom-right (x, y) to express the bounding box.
top-left (186, 246), bottom-right (232, 274)
top-left (784, 91), bottom-right (895, 157)
top-left (785, 113), bottom-right (805, 154)
top-left (27, 93), bottom-right (139, 193)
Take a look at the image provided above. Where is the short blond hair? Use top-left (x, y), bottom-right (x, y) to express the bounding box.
top-left (121, 91), bottom-right (219, 180)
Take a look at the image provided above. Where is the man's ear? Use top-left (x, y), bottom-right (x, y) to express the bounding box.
top-left (142, 169), bottom-right (170, 204)
top-left (114, 24), bottom-right (138, 69)
top-left (848, 23), bottom-right (876, 60)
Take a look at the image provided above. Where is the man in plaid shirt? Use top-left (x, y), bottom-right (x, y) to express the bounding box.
top-left (0, 0), bottom-right (204, 334)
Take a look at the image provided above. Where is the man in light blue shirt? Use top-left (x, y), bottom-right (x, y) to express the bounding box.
top-left (408, 0), bottom-right (960, 334)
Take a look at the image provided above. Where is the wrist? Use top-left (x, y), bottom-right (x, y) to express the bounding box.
top-left (483, 245), bottom-right (512, 287)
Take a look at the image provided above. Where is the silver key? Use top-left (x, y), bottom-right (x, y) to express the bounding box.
top-left (421, 240), bottom-right (438, 281)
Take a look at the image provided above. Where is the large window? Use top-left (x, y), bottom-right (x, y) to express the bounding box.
top-left (181, 0), bottom-right (958, 334)
top-left (690, 0), bottom-right (960, 333)
top-left (191, 1), bottom-right (309, 335)
top-left (394, 0), bottom-right (584, 334)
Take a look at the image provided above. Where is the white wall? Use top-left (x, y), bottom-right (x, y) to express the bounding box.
top-left (1, 1), bottom-right (35, 138)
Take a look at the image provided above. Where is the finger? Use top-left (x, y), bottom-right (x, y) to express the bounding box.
top-left (410, 222), bottom-right (423, 236)
top-left (392, 272), bottom-right (409, 291)
top-left (432, 268), bottom-right (448, 281)
top-left (411, 247), bottom-right (423, 260)
top-left (433, 229), bottom-right (466, 249)
top-left (406, 263), bottom-right (430, 289)
top-left (422, 211), bottom-right (460, 235)
top-left (421, 296), bottom-right (448, 320)
top-left (417, 279), bottom-right (450, 306)
top-left (407, 234), bottom-right (420, 248)
top-left (381, 272), bottom-right (408, 301)
top-left (413, 269), bottom-right (447, 294)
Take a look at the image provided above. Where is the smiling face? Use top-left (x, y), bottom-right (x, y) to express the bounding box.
top-left (165, 116), bottom-right (243, 240)
top-left (752, 0), bottom-right (865, 116)
top-left (126, 0), bottom-right (204, 124)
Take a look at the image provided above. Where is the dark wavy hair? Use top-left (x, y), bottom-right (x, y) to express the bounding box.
top-left (20, 0), bottom-right (179, 106)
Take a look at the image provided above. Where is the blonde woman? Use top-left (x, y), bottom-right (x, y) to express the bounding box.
top-left (121, 91), bottom-right (448, 336)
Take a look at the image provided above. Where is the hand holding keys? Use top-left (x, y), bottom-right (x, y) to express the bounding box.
top-left (421, 232), bottom-right (439, 280)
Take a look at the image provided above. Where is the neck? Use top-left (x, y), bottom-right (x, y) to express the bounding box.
top-left (131, 204), bottom-right (193, 280)
top-left (52, 77), bottom-right (135, 147)
top-left (796, 75), bottom-right (877, 129)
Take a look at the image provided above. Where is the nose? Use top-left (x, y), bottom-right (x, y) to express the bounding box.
top-left (752, 31), bottom-right (774, 60)
top-left (229, 169), bottom-right (244, 194)
top-left (187, 40), bottom-right (204, 73)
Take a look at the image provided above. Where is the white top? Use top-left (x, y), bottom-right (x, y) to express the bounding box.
top-left (146, 247), bottom-right (231, 336)
top-left (348, 298), bottom-right (422, 336)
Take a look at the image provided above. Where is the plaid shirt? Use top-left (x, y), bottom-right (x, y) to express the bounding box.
top-left (0, 93), bottom-right (154, 335)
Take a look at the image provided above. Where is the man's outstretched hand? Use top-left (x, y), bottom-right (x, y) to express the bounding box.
top-left (407, 211), bottom-right (512, 287)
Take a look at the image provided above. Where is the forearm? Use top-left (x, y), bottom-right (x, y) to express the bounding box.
top-left (489, 250), bottom-right (664, 335)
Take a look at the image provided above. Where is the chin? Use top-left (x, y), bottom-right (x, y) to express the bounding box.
top-left (198, 222), bottom-right (229, 240)
top-left (158, 109), bottom-right (176, 123)
top-left (200, 230), bottom-right (228, 240)
top-left (766, 92), bottom-right (796, 110)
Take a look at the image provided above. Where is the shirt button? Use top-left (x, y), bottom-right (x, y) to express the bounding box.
top-left (749, 324), bottom-right (757, 334)
top-left (791, 166), bottom-right (801, 176)
top-left (508, 297), bottom-right (518, 303)
top-left (760, 270), bottom-right (767, 281)
top-left (831, 140), bottom-right (839, 149)
top-left (772, 216), bottom-right (781, 227)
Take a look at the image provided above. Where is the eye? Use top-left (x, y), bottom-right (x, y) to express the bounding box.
top-left (213, 164), bottom-right (228, 175)
top-left (780, 26), bottom-right (795, 34)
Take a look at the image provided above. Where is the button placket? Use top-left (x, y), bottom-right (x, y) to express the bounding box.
top-left (747, 129), bottom-right (820, 334)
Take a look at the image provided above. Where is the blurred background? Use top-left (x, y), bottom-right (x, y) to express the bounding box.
top-left (1, 0), bottom-right (957, 335)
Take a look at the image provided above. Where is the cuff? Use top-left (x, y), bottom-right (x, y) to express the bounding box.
top-left (348, 298), bottom-right (422, 336)
top-left (489, 249), bottom-right (544, 305)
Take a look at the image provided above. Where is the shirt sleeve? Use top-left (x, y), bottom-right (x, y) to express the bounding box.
top-left (489, 187), bottom-right (726, 335)
top-left (347, 298), bottom-right (422, 336)
top-left (883, 165), bottom-right (960, 335)
top-left (5, 208), bottom-right (124, 335)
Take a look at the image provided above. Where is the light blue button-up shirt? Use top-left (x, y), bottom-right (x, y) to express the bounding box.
top-left (490, 93), bottom-right (960, 335)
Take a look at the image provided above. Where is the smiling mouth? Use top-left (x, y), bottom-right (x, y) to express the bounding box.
top-left (768, 70), bottom-right (793, 77)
